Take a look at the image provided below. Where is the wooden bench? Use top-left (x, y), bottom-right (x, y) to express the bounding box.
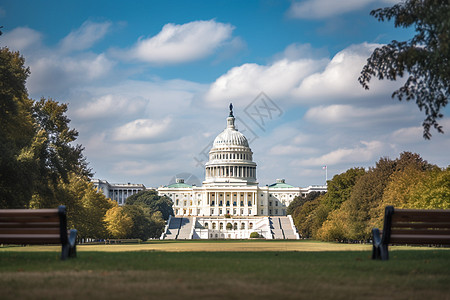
top-left (0, 205), bottom-right (77, 260)
top-left (372, 206), bottom-right (450, 260)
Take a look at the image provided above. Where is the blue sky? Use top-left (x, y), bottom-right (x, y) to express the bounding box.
top-left (1, 0), bottom-right (449, 188)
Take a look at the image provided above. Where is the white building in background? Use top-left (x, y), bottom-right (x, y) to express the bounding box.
top-left (92, 105), bottom-right (327, 239)
top-left (157, 105), bottom-right (327, 217)
top-left (92, 179), bottom-right (146, 205)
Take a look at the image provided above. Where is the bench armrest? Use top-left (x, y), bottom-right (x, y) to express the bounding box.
top-left (372, 228), bottom-right (382, 247)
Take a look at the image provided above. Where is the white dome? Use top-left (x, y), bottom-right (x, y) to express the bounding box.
top-left (213, 128), bottom-right (249, 148)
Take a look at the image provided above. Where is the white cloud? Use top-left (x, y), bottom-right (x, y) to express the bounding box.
top-left (74, 94), bottom-right (147, 120)
top-left (59, 20), bottom-right (112, 53)
top-left (288, 0), bottom-right (399, 19)
top-left (299, 140), bottom-right (390, 166)
top-left (304, 104), bottom-right (417, 126)
top-left (27, 53), bottom-right (114, 94)
top-left (295, 43), bottom-right (402, 101)
top-left (128, 20), bottom-right (234, 64)
top-left (112, 117), bottom-right (173, 142)
top-left (205, 42), bottom-right (404, 108)
top-left (205, 56), bottom-right (328, 106)
top-left (1, 27), bottom-right (42, 51)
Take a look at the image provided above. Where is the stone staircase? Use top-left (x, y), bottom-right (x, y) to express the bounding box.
top-left (162, 217), bottom-right (193, 240)
top-left (177, 217), bottom-right (193, 239)
top-left (270, 216), bottom-right (299, 240)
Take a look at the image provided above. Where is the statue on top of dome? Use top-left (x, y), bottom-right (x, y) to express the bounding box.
top-left (229, 103), bottom-right (234, 117)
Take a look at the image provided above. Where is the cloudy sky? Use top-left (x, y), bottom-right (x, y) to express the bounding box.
top-left (2, 0), bottom-right (449, 188)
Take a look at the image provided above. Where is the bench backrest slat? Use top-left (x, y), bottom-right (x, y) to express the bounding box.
top-left (392, 209), bottom-right (450, 223)
top-left (390, 222), bottom-right (450, 229)
top-left (390, 234), bottom-right (450, 245)
top-left (0, 222), bottom-right (60, 228)
top-left (0, 216), bottom-right (60, 223)
top-left (0, 228), bottom-right (61, 234)
top-left (391, 229), bottom-right (450, 236)
top-left (0, 209), bottom-right (59, 217)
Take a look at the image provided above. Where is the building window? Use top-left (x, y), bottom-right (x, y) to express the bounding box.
top-left (226, 201), bottom-right (230, 206)
top-left (269, 201), bottom-right (272, 206)
top-left (249, 223), bottom-right (253, 229)
top-left (219, 200), bottom-right (223, 206)
top-left (220, 222), bottom-right (223, 230)
top-left (241, 223), bottom-right (245, 230)
top-left (212, 223), bottom-right (216, 229)
top-left (275, 209), bottom-right (278, 215)
top-left (248, 201), bottom-right (252, 206)
top-left (275, 202), bottom-right (278, 206)
top-left (176, 200), bottom-right (179, 205)
top-left (261, 210), bottom-right (264, 214)
top-left (204, 222), bottom-right (209, 229)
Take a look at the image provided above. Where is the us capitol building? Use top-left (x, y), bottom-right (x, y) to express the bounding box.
top-left (94, 105), bottom-right (326, 239)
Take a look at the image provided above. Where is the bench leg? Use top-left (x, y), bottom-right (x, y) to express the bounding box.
top-left (380, 244), bottom-right (389, 260)
top-left (372, 244), bottom-right (380, 260)
top-left (69, 244), bottom-right (77, 258)
top-left (61, 244), bottom-right (69, 260)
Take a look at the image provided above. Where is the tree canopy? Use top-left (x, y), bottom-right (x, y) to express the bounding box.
top-left (125, 189), bottom-right (174, 220)
top-left (359, 0), bottom-right (450, 139)
top-left (291, 152), bottom-right (445, 242)
top-left (0, 47), bottom-right (35, 208)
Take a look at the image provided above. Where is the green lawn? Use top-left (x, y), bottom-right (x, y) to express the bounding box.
top-left (0, 241), bottom-right (449, 300)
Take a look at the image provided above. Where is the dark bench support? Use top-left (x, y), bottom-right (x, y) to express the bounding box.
top-left (372, 206), bottom-right (450, 260)
top-left (0, 205), bottom-right (77, 260)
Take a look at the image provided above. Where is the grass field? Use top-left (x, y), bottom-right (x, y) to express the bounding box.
top-left (1, 240), bottom-right (449, 300)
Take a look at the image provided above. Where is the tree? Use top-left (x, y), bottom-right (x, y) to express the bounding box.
top-left (345, 152), bottom-right (434, 240)
top-left (29, 173), bottom-right (113, 239)
top-left (287, 191), bottom-right (323, 216)
top-left (125, 189), bottom-right (174, 220)
top-left (408, 167), bottom-right (450, 209)
top-left (322, 168), bottom-right (366, 210)
top-left (359, 0), bottom-right (450, 139)
top-left (104, 204), bottom-right (133, 239)
top-left (0, 47), bottom-right (35, 208)
top-left (293, 196), bottom-right (323, 238)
